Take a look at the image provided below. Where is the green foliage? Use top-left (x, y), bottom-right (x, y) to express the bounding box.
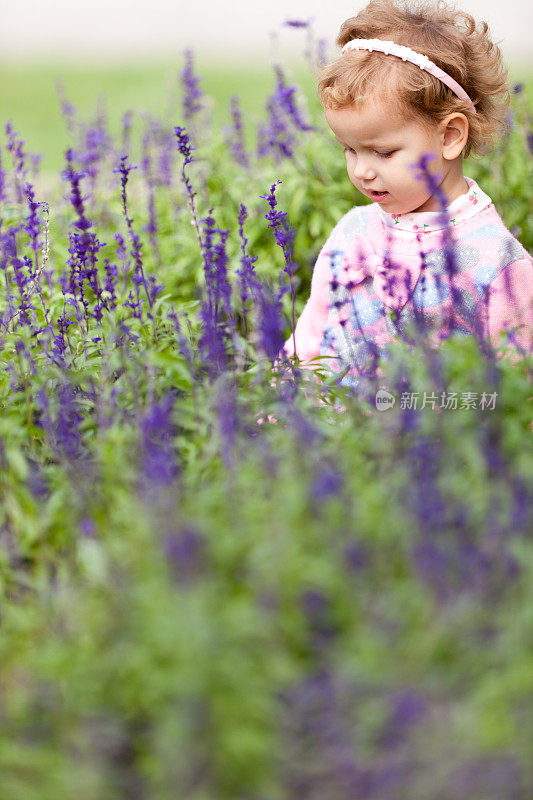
top-left (0, 48), bottom-right (532, 800)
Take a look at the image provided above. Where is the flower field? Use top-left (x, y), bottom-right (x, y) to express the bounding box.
top-left (1, 28), bottom-right (533, 799)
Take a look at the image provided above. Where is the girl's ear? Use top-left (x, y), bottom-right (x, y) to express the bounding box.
top-left (441, 113), bottom-right (469, 159)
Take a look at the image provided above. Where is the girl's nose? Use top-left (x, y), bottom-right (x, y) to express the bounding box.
top-left (351, 156), bottom-right (376, 181)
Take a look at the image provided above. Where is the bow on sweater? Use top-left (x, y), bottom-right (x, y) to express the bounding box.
top-left (342, 244), bottom-right (423, 313)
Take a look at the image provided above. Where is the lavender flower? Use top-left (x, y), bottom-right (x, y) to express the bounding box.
top-left (235, 203), bottom-right (259, 337)
top-left (78, 109), bottom-right (111, 190)
top-left (174, 125), bottom-right (196, 165)
top-left (198, 298), bottom-right (228, 378)
top-left (174, 126), bottom-right (218, 304)
top-left (55, 79), bottom-right (76, 134)
top-left (256, 283), bottom-right (287, 365)
top-left (36, 382), bottom-right (85, 461)
top-left (260, 180), bottom-right (298, 354)
top-left (5, 121), bottom-right (28, 203)
top-left (163, 525), bottom-right (206, 585)
top-left (180, 49), bottom-right (204, 121)
top-left (272, 64), bottom-right (314, 133)
top-left (140, 393), bottom-right (179, 487)
top-left (311, 464), bottom-right (344, 501)
top-left (215, 376), bottom-right (240, 468)
top-left (224, 95), bottom-right (250, 169)
top-left (0, 147), bottom-right (5, 203)
top-left (23, 182), bottom-right (42, 264)
top-left (301, 589), bottom-right (337, 647)
top-left (121, 109), bottom-right (134, 152)
top-left (284, 19), bottom-right (309, 28)
top-left (102, 259), bottom-right (118, 309)
top-left (257, 64), bottom-right (314, 164)
top-left (114, 155), bottom-right (158, 314)
top-left (62, 149), bottom-right (92, 231)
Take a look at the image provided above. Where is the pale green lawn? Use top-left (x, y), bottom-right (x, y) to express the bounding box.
top-left (0, 57), bottom-right (320, 174)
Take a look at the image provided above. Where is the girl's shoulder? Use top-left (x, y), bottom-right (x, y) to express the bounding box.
top-left (328, 202), bottom-right (377, 247)
top-left (456, 203), bottom-right (532, 268)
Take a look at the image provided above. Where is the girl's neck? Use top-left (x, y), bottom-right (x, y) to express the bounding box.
top-left (423, 160), bottom-right (469, 212)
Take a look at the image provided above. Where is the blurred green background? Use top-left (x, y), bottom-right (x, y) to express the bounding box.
top-left (1, 58), bottom-right (531, 177)
top-left (0, 58), bottom-right (320, 175)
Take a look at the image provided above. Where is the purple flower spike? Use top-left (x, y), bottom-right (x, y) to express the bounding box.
top-left (114, 154), bottom-right (157, 313)
top-left (163, 526), bottom-right (207, 585)
top-left (224, 95), bottom-right (250, 169)
top-left (140, 393), bottom-right (179, 488)
top-left (174, 126), bottom-right (196, 165)
top-left (284, 19), bottom-right (309, 28)
top-left (180, 49), bottom-right (204, 121)
top-left (260, 181), bottom-right (298, 354)
top-left (0, 147), bottom-right (5, 204)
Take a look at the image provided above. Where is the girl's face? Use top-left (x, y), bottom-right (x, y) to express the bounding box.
top-left (324, 101), bottom-right (456, 215)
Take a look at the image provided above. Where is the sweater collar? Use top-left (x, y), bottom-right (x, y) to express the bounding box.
top-left (377, 176), bottom-right (492, 233)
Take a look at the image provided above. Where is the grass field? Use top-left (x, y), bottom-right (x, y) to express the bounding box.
top-left (1, 56), bottom-right (531, 175)
top-left (0, 57), bottom-right (320, 175)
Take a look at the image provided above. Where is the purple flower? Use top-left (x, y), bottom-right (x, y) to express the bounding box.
top-left (257, 64), bottom-right (314, 162)
top-left (301, 589), bottom-right (337, 646)
top-left (174, 125), bottom-right (196, 165)
top-left (5, 121), bottom-right (28, 202)
top-left (260, 181), bottom-right (300, 357)
top-left (180, 49), bottom-right (204, 121)
top-left (216, 376), bottom-right (240, 468)
top-left (224, 95), bottom-right (250, 169)
top-left (378, 691), bottom-right (427, 749)
top-left (163, 525), bottom-right (207, 585)
top-left (103, 259), bottom-right (118, 309)
top-left (256, 283), bottom-right (287, 364)
top-left (344, 542), bottom-right (369, 573)
top-left (235, 203), bottom-right (260, 336)
top-left (140, 393), bottom-right (179, 487)
top-left (78, 111), bottom-right (111, 188)
top-left (503, 109), bottom-right (516, 136)
top-left (0, 147), bottom-right (5, 204)
top-left (114, 154), bottom-right (157, 313)
top-left (79, 517), bottom-right (96, 538)
top-left (284, 19), bottom-right (309, 28)
top-left (198, 298), bottom-right (228, 378)
top-left (23, 182), bottom-right (42, 258)
top-left (311, 464), bottom-right (344, 500)
top-left (317, 38), bottom-right (328, 67)
top-left (121, 109), bottom-right (134, 152)
top-left (272, 64), bottom-right (314, 133)
top-left (55, 79), bottom-right (76, 133)
top-left (36, 383), bottom-right (85, 461)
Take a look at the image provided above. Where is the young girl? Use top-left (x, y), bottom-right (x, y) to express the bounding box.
top-left (283, 0), bottom-right (533, 388)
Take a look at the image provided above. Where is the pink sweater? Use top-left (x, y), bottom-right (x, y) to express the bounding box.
top-left (283, 177), bottom-right (533, 386)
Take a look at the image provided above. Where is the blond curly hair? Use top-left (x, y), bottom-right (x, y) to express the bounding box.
top-left (317, 0), bottom-right (510, 158)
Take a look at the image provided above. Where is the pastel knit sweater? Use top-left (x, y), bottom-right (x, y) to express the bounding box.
top-left (283, 177), bottom-right (533, 386)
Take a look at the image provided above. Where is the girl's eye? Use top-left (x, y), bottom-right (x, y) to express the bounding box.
top-left (343, 147), bottom-right (395, 158)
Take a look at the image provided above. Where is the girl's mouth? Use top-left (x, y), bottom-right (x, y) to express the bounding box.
top-left (369, 190), bottom-right (390, 201)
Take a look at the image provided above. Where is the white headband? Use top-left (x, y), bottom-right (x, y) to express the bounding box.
top-left (341, 38), bottom-right (477, 113)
